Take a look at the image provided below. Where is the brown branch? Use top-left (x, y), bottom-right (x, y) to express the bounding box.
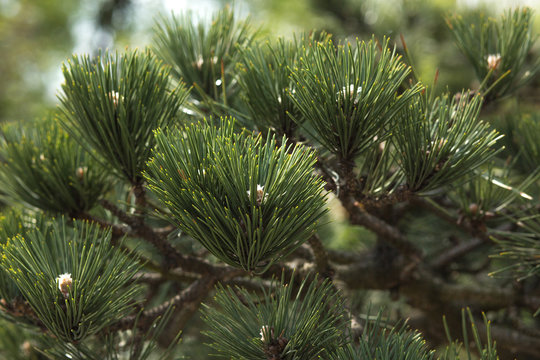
top-left (337, 259), bottom-right (540, 313)
top-left (98, 199), bottom-right (192, 269)
top-left (107, 276), bottom-right (217, 333)
top-left (327, 248), bottom-right (366, 265)
top-left (411, 197), bottom-right (491, 242)
top-left (307, 234), bottom-right (333, 278)
top-left (342, 196), bottom-right (423, 261)
top-left (430, 238), bottom-right (485, 270)
top-left (358, 185), bottom-right (413, 208)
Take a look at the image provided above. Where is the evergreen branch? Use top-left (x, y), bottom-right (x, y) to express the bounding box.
top-left (152, 7), bottom-right (258, 108)
top-left (412, 197), bottom-right (491, 241)
top-left (74, 210), bottom-right (224, 275)
top-left (0, 220), bottom-right (143, 342)
top-left (58, 49), bottom-right (189, 184)
top-left (307, 234), bottom-right (333, 278)
top-left (202, 273), bottom-right (348, 360)
top-left (393, 92), bottom-right (502, 193)
top-left (358, 185), bottom-right (413, 208)
top-left (430, 238), bottom-right (485, 270)
top-left (290, 36), bottom-right (422, 161)
top-left (98, 199), bottom-right (184, 269)
top-left (145, 119), bottom-right (328, 272)
top-left (108, 276), bottom-right (218, 333)
top-left (342, 195), bottom-right (423, 260)
top-left (0, 118), bottom-right (112, 214)
top-left (446, 7), bottom-right (540, 101)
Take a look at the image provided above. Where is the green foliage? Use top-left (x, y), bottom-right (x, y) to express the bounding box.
top-left (447, 8), bottom-right (540, 100)
top-left (145, 119), bottom-right (327, 272)
top-left (490, 214), bottom-right (540, 282)
top-left (0, 118), bottom-right (111, 214)
top-left (0, 3), bottom-right (539, 359)
top-left (331, 312), bottom-right (435, 360)
top-left (505, 112), bottom-right (540, 173)
top-left (452, 164), bottom-right (539, 217)
top-left (201, 274), bottom-right (347, 359)
top-left (0, 219), bottom-right (141, 342)
top-left (39, 306), bottom-right (180, 360)
top-left (441, 309), bottom-right (498, 360)
top-left (236, 34), bottom-right (327, 135)
top-left (152, 7), bottom-right (258, 111)
top-left (290, 36), bottom-right (421, 161)
top-left (58, 49), bottom-right (189, 184)
top-left (0, 210), bottom-right (51, 302)
top-left (236, 37), bottom-right (300, 135)
top-left (393, 92), bottom-right (502, 192)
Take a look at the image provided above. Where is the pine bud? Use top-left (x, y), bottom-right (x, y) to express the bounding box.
top-left (339, 84), bottom-right (362, 104)
top-left (260, 325), bottom-right (271, 342)
top-left (108, 91), bottom-right (123, 106)
top-left (486, 54), bottom-right (501, 71)
top-left (247, 184), bottom-right (268, 206)
top-left (76, 166), bottom-right (87, 181)
top-left (468, 203), bottom-right (479, 215)
top-left (20, 341), bottom-right (33, 357)
top-left (56, 273), bottom-right (72, 298)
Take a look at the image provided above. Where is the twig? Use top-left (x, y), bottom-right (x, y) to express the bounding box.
top-left (108, 276), bottom-right (217, 333)
top-left (343, 196), bottom-right (423, 261)
top-left (430, 238), bottom-right (485, 270)
top-left (358, 185), bottom-right (413, 208)
top-left (411, 197), bottom-right (491, 241)
top-left (98, 199), bottom-right (186, 269)
top-left (307, 234), bottom-right (333, 278)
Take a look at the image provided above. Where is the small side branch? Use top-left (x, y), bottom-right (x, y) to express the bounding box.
top-left (343, 196), bottom-right (422, 261)
top-left (307, 234), bottom-right (333, 278)
top-left (109, 276), bottom-right (218, 333)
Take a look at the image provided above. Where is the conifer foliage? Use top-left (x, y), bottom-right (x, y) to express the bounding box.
top-left (0, 5), bottom-right (540, 360)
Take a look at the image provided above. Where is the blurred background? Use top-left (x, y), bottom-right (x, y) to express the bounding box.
top-left (0, 0), bottom-right (538, 125)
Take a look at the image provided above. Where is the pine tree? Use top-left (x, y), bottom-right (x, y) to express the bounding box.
top-left (1, 5), bottom-right (540, 359)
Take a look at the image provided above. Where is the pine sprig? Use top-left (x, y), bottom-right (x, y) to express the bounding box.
top-left (510, 112), bottom-right (540, 173)
top-left (58, 49), bottom-right (189, 184)
top-left (490, 214), bottom-right (540, 282)
top-left (201, 274), bottom-right (347, 360)
top-left (152, 7), bottom-right (258, 110)
top-left (39, 305), bottom-right (180, 360)
top-left (0, 219), bottom-right (142, 342)
top-left (446, 7), bottom-right (540, 101)
top-left (393, 92), bottom-right (502, 193)
top-left (0, 118), bottom-right (112, 214)
top-left (0, 210), bottom-right (51, 302)
top-left (331, 311), bottom-right (435, 360)
top-left (441, 309), bottom-right (499, 360)
top-left (145, 118), bottom-right (327, 272)
top-left (290, 36), bottom-right (422, 161)
top-left (452, 163), bottom-right (539, 217)
top-left (236, 34), bottom-right (320, 136)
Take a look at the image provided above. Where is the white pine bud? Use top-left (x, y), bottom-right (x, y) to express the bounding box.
top-left (108, 91), bottom-right (123, 106)
top-left (247, 184), bottom-right (268, 206)
top-left (56, 273), bottom-right (72, 298)
top-left (260, 325), bottom-right (271, 342)
top-left (486, 54), bottom-right (501, 71)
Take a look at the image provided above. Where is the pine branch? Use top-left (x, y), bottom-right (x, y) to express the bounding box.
top-left (109, 276), bottom-right (217, 333)
top-left (307, 234), bottom-right (333, 278)
top-left (342, 195), bottom-right (423, 260)
top-left (430, 238), bottom-right (485, 270)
